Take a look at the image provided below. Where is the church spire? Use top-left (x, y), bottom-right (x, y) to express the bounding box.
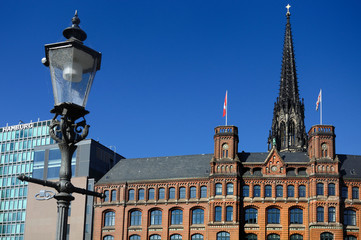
top-left (268, 5), bottom-right (307, 152)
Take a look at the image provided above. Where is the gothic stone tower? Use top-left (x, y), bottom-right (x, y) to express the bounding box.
top-left (268, 10), bottom-right (307, 152)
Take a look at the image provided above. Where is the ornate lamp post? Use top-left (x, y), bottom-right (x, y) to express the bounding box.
top-left (18, 11), bottom-right (104, 240)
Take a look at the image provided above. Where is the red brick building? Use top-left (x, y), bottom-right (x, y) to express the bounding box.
top-left (92, 10), bottom-right (361, 240)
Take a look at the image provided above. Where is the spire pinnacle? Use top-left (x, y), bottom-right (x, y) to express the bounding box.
top-left (286, 4), bottom-right (291, 16)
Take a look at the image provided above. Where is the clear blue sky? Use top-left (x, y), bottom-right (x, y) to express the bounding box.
top-left (0, 1), bottom-right (360, 158)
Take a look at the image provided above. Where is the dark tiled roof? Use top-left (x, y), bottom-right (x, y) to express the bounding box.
top-left (239, 151), bottom-right (309, 163)
top-left (97, 154), bottom-right (212, 184)
top-left (338, 154), bottom-right (361, 179)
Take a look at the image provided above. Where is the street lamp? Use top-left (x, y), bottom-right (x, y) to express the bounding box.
top-left (18, 11), bottom-right (104, 240)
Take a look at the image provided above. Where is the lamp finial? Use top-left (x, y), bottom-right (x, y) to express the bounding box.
top-left (63, 10), bottom-right (87, 42)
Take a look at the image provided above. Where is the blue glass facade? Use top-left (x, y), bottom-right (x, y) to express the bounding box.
top-left (0, 120), bottom-right (54, 240)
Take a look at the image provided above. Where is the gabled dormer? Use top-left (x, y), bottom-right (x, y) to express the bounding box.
top-left (263, 147), bottom-right (286, 177)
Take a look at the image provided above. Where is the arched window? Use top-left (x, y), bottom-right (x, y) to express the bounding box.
top-left (179, 187), bottom-right (186, 199)
top-left (148, 188), bottom-right (155, 200)
top-left (226, 206), bottom-right (233, 221)
top-left (344, 209), bottom-right (356, 226)
top-left (169, 187), bottom-right (176, 199)
top-left (149, 235), bottom-right (161, 240)
top-left (150, 210), bottom-right (162, 225)
top-left (246, 234), bottom-right (257, 240)
top-left (190, 186), bottom-right (197, 198)
top-left (289, 122), bottom-right (295, 145)
top-left (104, 190), bottom-right (109, 202)
top-left (328, 183), bottom-right (335, 196)
top-left (200, 186), bottom-right (207, 198)
top-left (138, 189), bottom-right (144, 200)
top-left (217, 231), bottom-right (230, 240)
top-left (104, 211), bottom-right (115, 226)
top-left (280, 122), bottom-right (286, 148)
top-left (321, 143), bottom-right (328, 157)
top-left (245, 208), bottom-right (258, 224)
top-left (352, 187), bottom-right (359, 199)
top-left (128, 189), bottom-right (135, 201)
top-left (226, 183), bottom-right (234, 195)
top-left (317, 207), bottom-right (324, 222)
top-left (320, 232), bottom-right (333, 240)
top-left (267, 208), bottom-right (280, 224)
top-left (103, 236), bottom-right (114, 240)
top-left (267, 234), bottom-right (280, 240)
top-left (317, 183), bottom-right (324, 195)
top-left (171, 209), bottom-right (183, 225)
top-left (170, 234), bottom-right (182, 240)
top-left (111, 190), bottom-right (116, 202)
top-left (192, 208), bottom-right (204, 224)
top-left (129, 235), bottom-right (140, 240)
top-left (287, 185), bottom-right (295, 197)
top-left (215, 206), bottom-right (222, 222)
top-left (328, 207), bottom-right (335, 222)
top-left (243, 185), bottom-right (250, 197)
top-left (254, 185), bottom-right (261, 197)
top-left (345, 236), bottom-right (357, 240)
top-left (276, 185), bottom-right (283, 197)
top-left (158, 188), bottom-right (165, 199)
top-left (191, 234), bottom-right (204, 240)
top-left (215, 183), bottom-right (223, 195)
top-left (130, 210), bottom-right (141, 226)
top-left (290, 208), bottom-right (303, 224)
top-left (299, 185), bottom-right (306, 197)
top-left (290, 234), bottom-right (303, 240)
top-left (265, 185), bottom-right (272, 197)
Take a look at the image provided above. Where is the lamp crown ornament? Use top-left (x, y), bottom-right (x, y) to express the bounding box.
top-left (63, 10), bottom-right (87, 42)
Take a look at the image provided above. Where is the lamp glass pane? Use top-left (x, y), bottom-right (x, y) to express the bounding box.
top-left (48, 46), bottom-right (98, 107)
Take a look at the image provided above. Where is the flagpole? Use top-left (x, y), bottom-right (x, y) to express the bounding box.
top-left (226, 91), bottom-right (228, 126)
top-left (320, 89), bottom-right (322, 125)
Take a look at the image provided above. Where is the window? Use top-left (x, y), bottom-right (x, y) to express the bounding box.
top-left (317, 207), bottom-right (324, 222)
top-left (111, 190), bottom-right (116, 202)
top-left (246, 234), bottom-right (257, 240)
top-left (265, 185), bottom-right (272, 197)
top-left (104, 236), bottom-right (114, 240)
top-left (267, 234), bottom-right (280, 240)
top-left (299, 185), bottom-right (306, 197)
top-left (342, 186), bottom-right (348, 199)
top-left (215, 206), bottom-right (222, 222)
top-left (276, 185), bottom-right (283, 197)
top-left (148, 188), bottom-right (155, 200)
top-left (288, 185), bottom-right (295, 197)
top-left (191, 234), bottom-right (204, 240)
top-left (290, 234), bottom-right (303, 240)
top-left (149, 235), bottom-right (161, 240)
top-left (150, 210), bottom-right (162, 225)
top-left (190, 186), bottom-right (197, 198)
top-left (129, 235), bottom-right (141, 240)
top-left (344, 209), bottom-right (356, 226)
top-left (328, 183), bottom-right (335, 196)
top-left (243, 185), bottom-right (249, 197)
top-left (226, 206), bottom-right (233, 221)
top-left (227, 183), bottom-right (233, 195)
top-left (192, 208), bottom-right (204, 224)
top-left (158, 188), bottom-right (165, 199)
top-left (320, 232), bottom-right (333, 240)
top-left (130, 211), bottom-right (141, 226)
top-left (216, 183), bottom-right (222, 195)
top-left (128, 189), bottom-right (135, 201)
top-left (254, 185), bottom-right (261, 197)
top-left (179, 187), bottom-right (186, 199)
top-left (345, 236), bottom-right (357, 240)
top-left (104, 211), bottom-right (115, 226)
top-left (171, 209), bottom-right (183, 225)
top-left (104, 190), bottom-right (109, 202)
top-left (170, 234), bottom-right (182, 240)
top-left (200, 186), bottom-right (207, 198)
top-left (245, 208), bottom-right (257, 224)
top-left (217, 232), bottom-right (230, 240)
top-left (267, 208), bottom-right (280, 224)
top-left (169, 187), bottom-right (176, 199)
top-left (138, 189), bottom-right (144, 200)
top-left (328, 207), bottom-right (335, 222)
top-left (317, 183), bottom-right (324, 195)
top-left (290, 208), bottom-right (303, 224)
top-left (352, 187), bottom-right (359, 199)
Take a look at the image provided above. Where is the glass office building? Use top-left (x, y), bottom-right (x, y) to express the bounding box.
top-left (0, 120), bottom-right (54, 240)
